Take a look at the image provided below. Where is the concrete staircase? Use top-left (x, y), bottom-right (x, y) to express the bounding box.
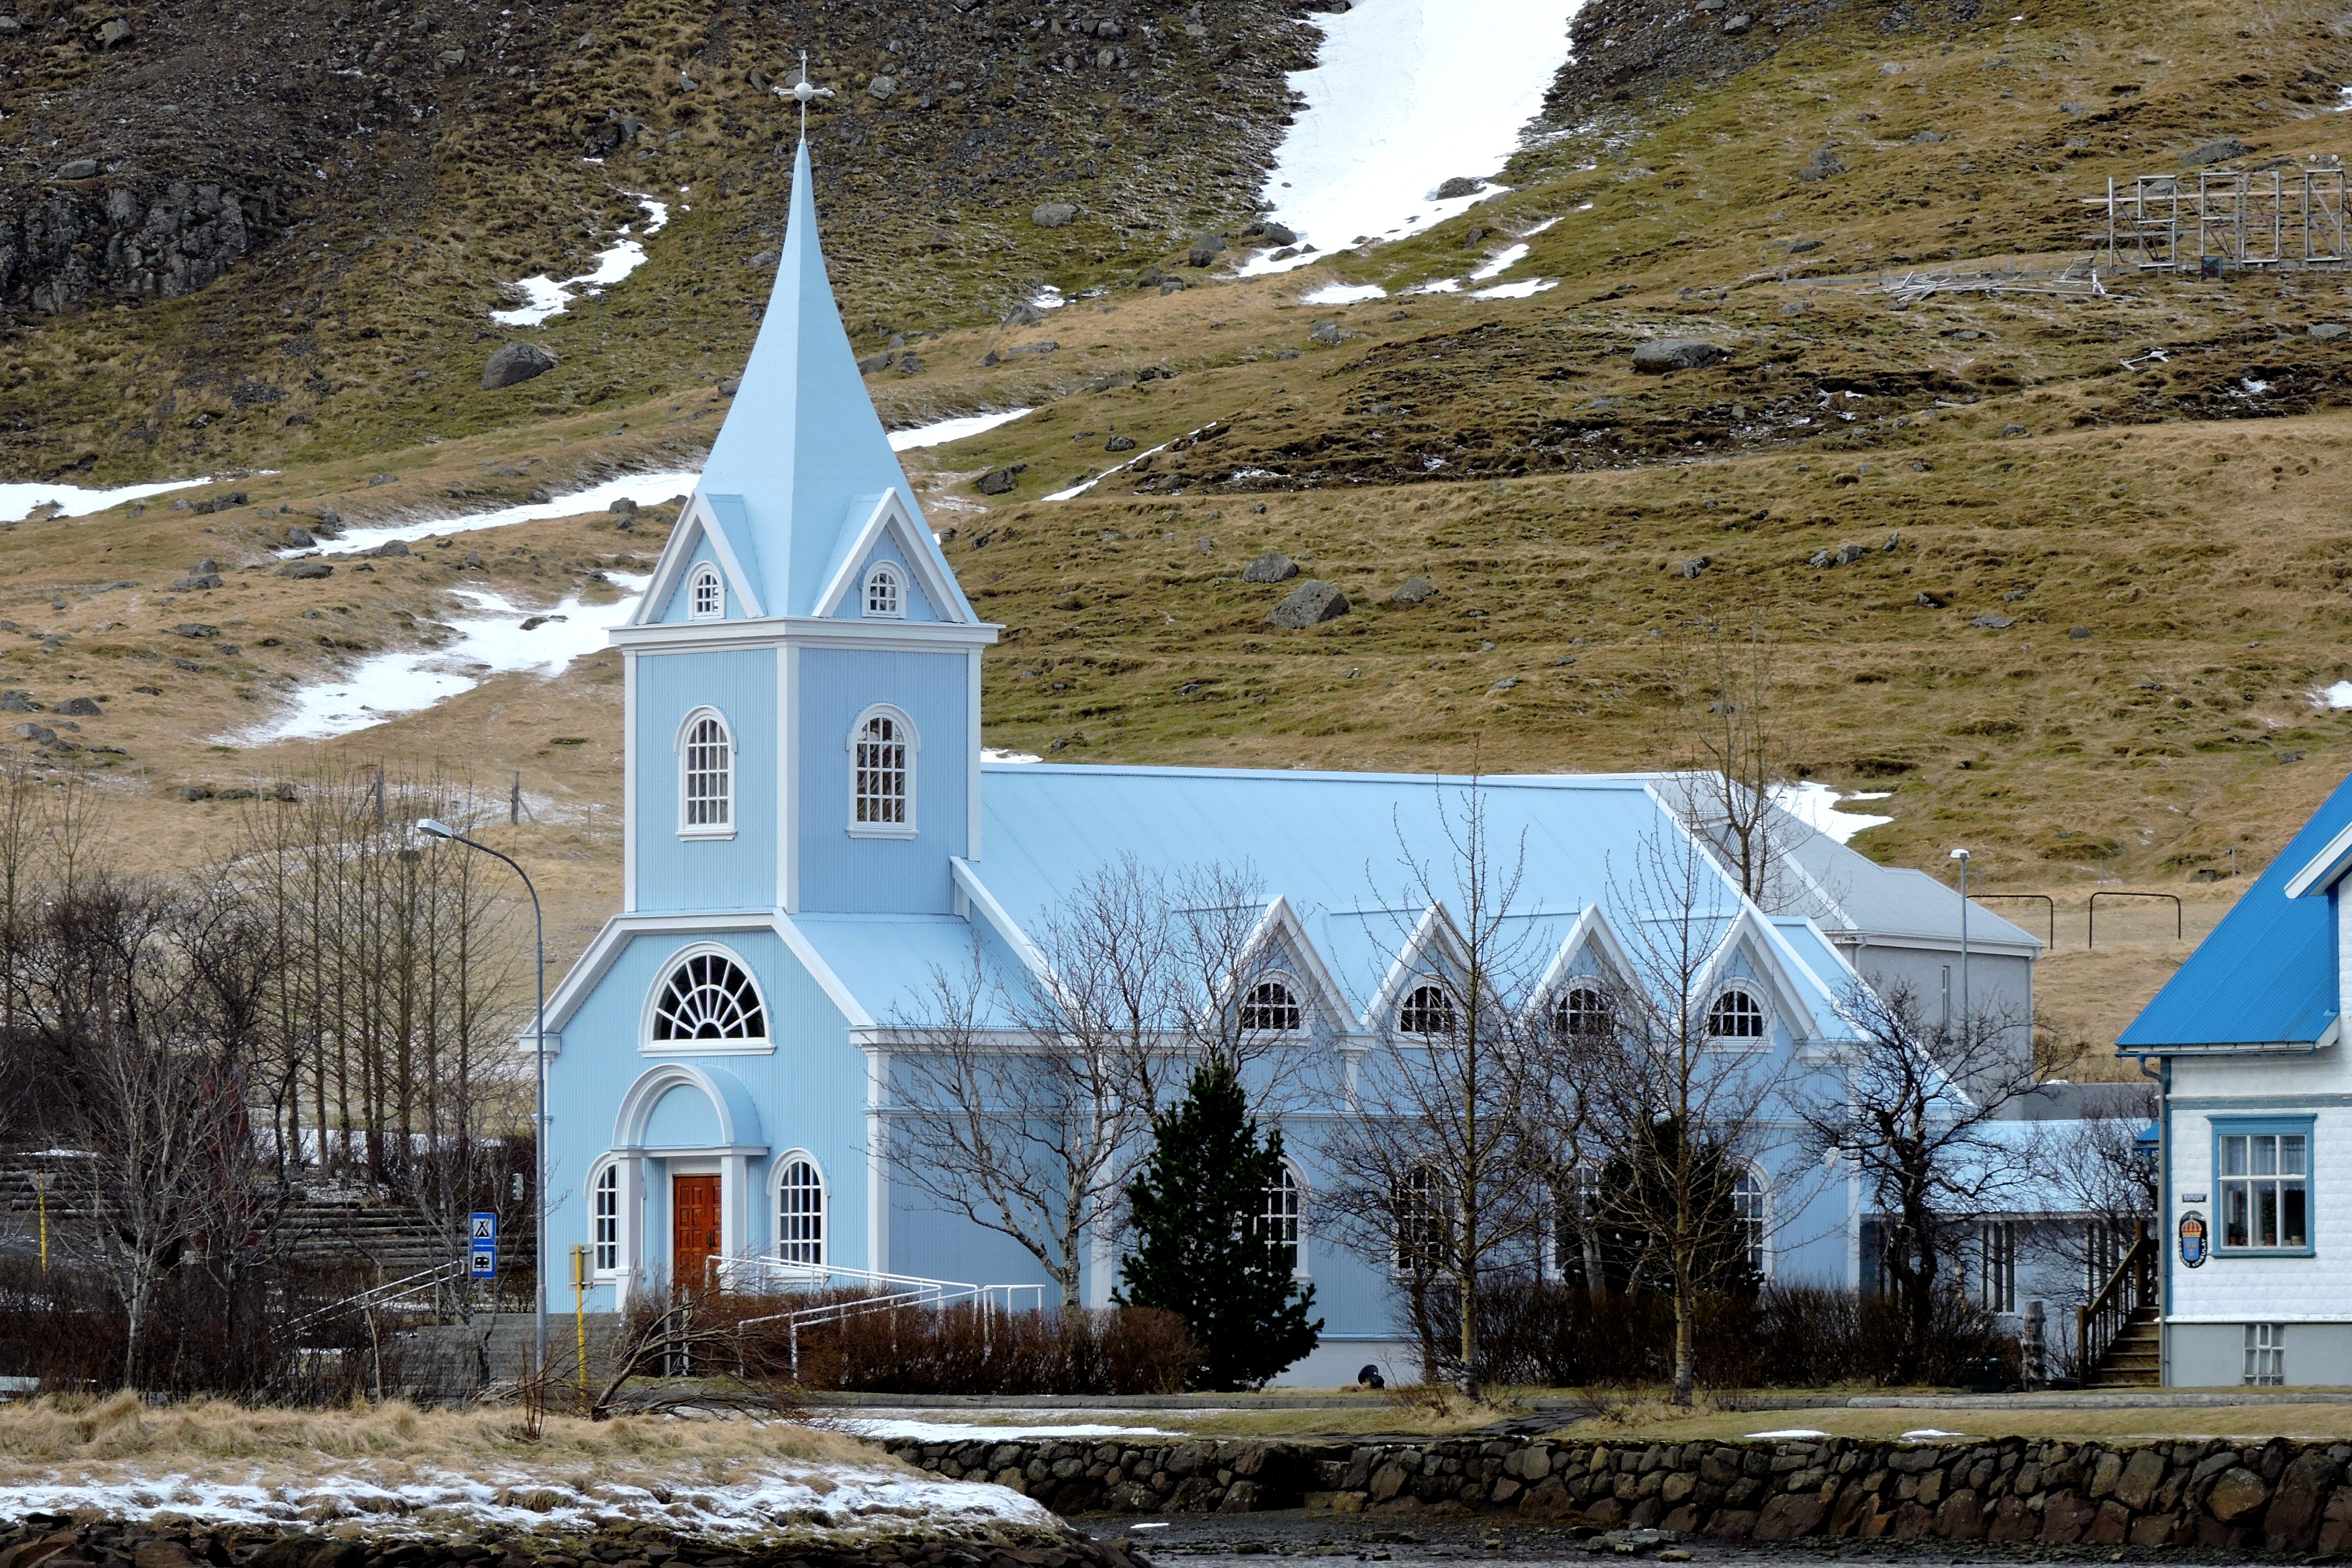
top-left (2086, 1305), bottom-right (2161, 1387)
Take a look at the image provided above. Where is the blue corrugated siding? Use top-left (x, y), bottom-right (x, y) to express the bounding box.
top-left (2119, 770), bottom-right (2352, 1048)
top-left (796, 646), bottom-right (968, 914)
top-left (635, 648), bottom-right (777, 913)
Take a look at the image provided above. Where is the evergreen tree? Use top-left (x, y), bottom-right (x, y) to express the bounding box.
top-left (1118, 1062), bottom-right (1322, 1389)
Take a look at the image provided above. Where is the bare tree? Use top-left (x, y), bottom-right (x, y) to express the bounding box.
top-left (1317, 786), bottom-right (1552, 1398)
top-left (1570, 823), bottom-right (1797, 1405)
top-left (2037, 1088), bottom-right (2160, 1316)
top-left (1793, 979), bottom-right (2042, 1383)
top-left (1669, 623), bottom-right (1798, 912)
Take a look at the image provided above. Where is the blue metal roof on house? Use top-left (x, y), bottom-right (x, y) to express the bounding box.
top-left (2116, 769), bottom-right (2352, 1050)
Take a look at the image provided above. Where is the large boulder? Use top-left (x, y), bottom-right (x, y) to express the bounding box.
top-left (481, 342), bottom-right (556, 389)
top-left (1389, 576), bottom-right (1437, 604)
top-left (1632, 338), bottom-right (1728, 373)
top-left (278, 560), bottom-right (333, 580)
top-left (1031, 203), bottom-right (1078, 229)
top-left (1242, 550), bottom-right (1299, 583)
top-left (2182, 136), bottom-right (2251, 169)
top-left (1267, 580), bottom-right (1349, 628)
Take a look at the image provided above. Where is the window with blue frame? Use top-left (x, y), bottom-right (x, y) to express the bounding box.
top-left (2213, 1117), bottom-right (2314, 1255)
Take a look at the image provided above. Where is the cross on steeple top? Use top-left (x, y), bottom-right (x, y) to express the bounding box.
top-left (786, 50), bottom-right (834, 139)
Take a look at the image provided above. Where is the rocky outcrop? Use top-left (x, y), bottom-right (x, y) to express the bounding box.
top-left (0, 180), bottom-right (276, 313)
top-left (883, 1433), bottom-right (2352, 1551)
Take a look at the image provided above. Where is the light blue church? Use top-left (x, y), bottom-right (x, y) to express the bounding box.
top-left (538, 138), bottom-right (2067, 1383)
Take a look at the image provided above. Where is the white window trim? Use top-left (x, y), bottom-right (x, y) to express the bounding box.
top-left (846, 703), bottom-right (919, 839)
top-left (676, 705), bottom-right (738, 842)
top-left (587, 1157), bottom-right (628, 1281)
top-left (688, 563), bottom-right (725, 622)
top-left (1704, 982), bottom-right (1771, 1049)
top-left (1389, 1165), bottom-right (1447, 1280)
top-left (772, 1147), bottom-right (829, 1266)
top-left (1265, 1157), bottom-right (1310, 1280)
top-left (1241, 971), bottom-right (1307, 1035)
top-left (1733, 1161), bottom-right (1774, 1280)
top-left (640, 941), bottom-right (774, 1056)
top-left (1397, 982), bottom-right (1458, 1038)
top-left (863, 562), bottom-right (906, 620)
top-left (1553, 981), bottom-right (1613, 1040)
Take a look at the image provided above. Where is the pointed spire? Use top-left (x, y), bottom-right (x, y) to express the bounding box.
top-left (694, 139), bottom-right (921, 618)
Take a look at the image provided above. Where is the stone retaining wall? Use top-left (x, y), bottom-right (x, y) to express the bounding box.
top-left (879, 1433), bottom-right (2352, 1552)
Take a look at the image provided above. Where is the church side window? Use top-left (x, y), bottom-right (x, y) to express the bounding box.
top-left (1241, 979), bottom-right (1302, 1033)
top-left (651, 951), bottom-right (769, 1044)
top-left (1733, 1166), bottom-right (1770, 1277)
top-left (680, 710), bottom-right (733, 835)
top-left (1260, 1163), bottom-right (1303, 1273)
top-left (1706, 986), bottom-right (1767, 1043)
top-left (1394, 1165), bottom-right (1446, 1275)
top-left (850, 709), bottom-right (915, 834)
top-left (778, 1157), bottom-right (825, 1266)
top-left (864, 564), bottom-right (904, 619)
top-left (593, 1164), bottom-right (620, 1273)
top-left (1555, 984), bottom-right (1611, 1040)
top-left (689, 564), bottom-right (723, 621)
top-left (1399, 983), bottom-right (1455, 1036)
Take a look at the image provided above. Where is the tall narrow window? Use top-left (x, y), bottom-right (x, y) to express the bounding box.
top-left (1732, 1167), bottom-right (1769, 1276)
top-left (1399, 984), bottom-right (1456, 1036)
top-left (864, 564), bottom-right (904, 618)
top-left (2219, 1126), bottom-right (2310, 1251)
top-left (651, 951), bottom-right (769, 1043)
top-left (1260, 1164), bottom-right (1303, 1272)
top-left (1707, 987), bottom-right (1767, 1042)
top-left (689, 564), bottom-right (723, 620)
top-left (1241, 979), bottom-right (1302, 1033)
top-left (593, 1164), bottom-right (620, 1273)
top-left (681, 711), bottom-right (732, 832)
top-left (778, 1158), bottom-right (825, 1266)
top-left (852, 712), bottom-right (910, 829)
top-left (1395, 1165), bottom-right (1445, 1273)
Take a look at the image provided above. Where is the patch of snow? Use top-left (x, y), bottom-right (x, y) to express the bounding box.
top-left (1772, 780), bottom-right (1895, 843)
top-left (1238, 0), bottom-right (1586, 275)
top-left (311, 473), bottom-right (700, 556)
top-left (1411, 278), bottom-right (1464, 295)
top-left (981, 748), bottom-right (1044, 764)
top-left (1469, 277), bottom-right (1557, 300)
top-left (843, 1419), bottom-right (1175, 1441)
top-left (1747, 1429), bottom-right (1831, 1440)
top-left (1044, 424), bottom-right (1213, 502)
top-left (1521, 216), bottom-right (1562, 236)
top-left (889, 409), bottom-right (1034, 451)
top-left (242, 574), bottom-right (651, 743)
top-left (2314, 680), bottom-right (2352, 710)
top-left (2240, 377), bottom-right (2272, 395)
top-left (0, 1465), bottom-right (1050, 1539)
top-left (0, 475), bottom-right (211, 522)
top-left (1901, 1429), bottom-right (1967, 1440)
top-left (490, 195), bottom-right (668, 327)
top-left (1469, 242), bottom-right (1531, 281)
top-left (1031, 285), bottom-right (1067, 310)
top-left (1302, 282), bottom-right (1388, 305)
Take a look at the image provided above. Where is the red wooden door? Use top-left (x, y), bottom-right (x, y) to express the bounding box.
top-left (672, 1174), bottom-right (721, 1291)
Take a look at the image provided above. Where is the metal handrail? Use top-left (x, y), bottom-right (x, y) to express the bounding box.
top-left (1971, 893), bottom-right (2055, 950)
top-left (2088, 891), bottom-right (2183, 948)
top-left (285, 1258), bottom-right (468, 1335)
top-left (2076, 1220), bottom-right (2154, 1380)
top-left (715, 1255), bottom-right (1046, 1375)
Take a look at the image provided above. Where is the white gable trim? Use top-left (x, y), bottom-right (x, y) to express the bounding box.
top-left (1236, 895), bottom-right (1358, 1038)
top-left (544, 910), bottom-right (777, 1033)
top-left (631, 493), bottom-right (767, 626)
top-left (811, 488), bottom-right (974, 624)
top-left (2285, 819), bottom-right (2352, 899)
top-left (949, 857), bottom-right (1052, 987)
top-left (1527, 905), bottom-right (1628, 1021)
top-left (775, 912), bottom-right (876, 1029)
top-left (1359, 901), bottom-right (1473, 1035)
top-left (1700, 906), bottom-right (1839, 1049)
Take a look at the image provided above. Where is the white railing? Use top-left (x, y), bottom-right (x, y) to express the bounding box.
top-left (714, 1255), bottom-right (1046, 1374)
top-left (285, 1258), bottom-right (469, 1338)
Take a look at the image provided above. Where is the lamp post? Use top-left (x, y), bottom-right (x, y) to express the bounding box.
top-left (1949, 847), bottom-right (1972, 1045)
top-left (419, 816), bottom-right (547, 1377)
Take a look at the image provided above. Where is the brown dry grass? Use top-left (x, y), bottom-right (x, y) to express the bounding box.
top-left (1541, 1399), bottom-right (2352, 1445)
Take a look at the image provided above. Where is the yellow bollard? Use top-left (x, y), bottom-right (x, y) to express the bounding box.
top-left (570, 1245), bottom-right (590, 1409)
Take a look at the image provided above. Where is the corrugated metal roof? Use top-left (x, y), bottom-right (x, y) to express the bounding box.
top-left (1781, 824), bottom-right (2040, 952)
top-left (2116, 770), bottom-right (2352, 1050)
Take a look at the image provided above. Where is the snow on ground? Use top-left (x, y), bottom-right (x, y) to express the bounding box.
top-left (1901, 1429), bottom-right (1967, 1440)
top-left (1237, 0), bottom-right (1586, 275)
top-left (0, 475), bottom-right (211, 522)
top-left (0, 1466), bottom-right (1051, 1540)
top-left (982, 748), bottom-right (1044, 764)
top-left (1045, 425), bottom-right (1214, 502)
top-left (1302, 281), bottom-right (1389, 305)
top-left (1771, 780), bottom-right (1895, 843)
top-left (1470, 277), bottom-right (1557, 300)
top-left (2314, 679), bottom-right (2352, 710)
top-left (1747, 1429), bottom-right (1831, 1440)
top-left (890, 408), bottom-right (1034, 451)
top-left (490, 196), bottom-right (671, 327)
top-left (242, 573), bottom-right (651, 743)
top-left (843, 1418), bottom-right (1177, 1442)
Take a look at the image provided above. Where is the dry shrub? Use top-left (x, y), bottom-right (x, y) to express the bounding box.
top-left (783, 1298), bottom-right (1193, 1395)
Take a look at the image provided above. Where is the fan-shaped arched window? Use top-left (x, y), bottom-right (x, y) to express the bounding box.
top-left (1260, 1163), bottom-right (1303, 1273)
top-left (1706, 986), bottom-right (1767, 1042)
top-left (689, 564), bottom-right (723, 620)
top-left (1555, 985), bottom-right (1611, 1039)
top-left (1240, 979), bottom-right (1302, 1033)
top-left (777, 1156), bottom-right (825, 1266)
top-left (592, 1163), bottom-right (621, 1273)
top-left (850, 708), bottom-right (914, 833)
top-left (863, 563), bottom-right (903, 619)
top-left (1733, 1166), bottom-right (1769, 1275)
top-left (1399, 984), bottom-right (1456, 1036)
top-left (679, 709), bottom-right (732, 835)
top-left (651, 951), bottom-right (769, 1044)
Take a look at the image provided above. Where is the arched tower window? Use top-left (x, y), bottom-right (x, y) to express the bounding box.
top-left (778, 1156), bottom-right (825, 1266)
top-left (1706, 986), bottom-right (1767, 1043)
top-left (849, 708), bottom-right (916, 834)
top-left (592, 1163), bottom-right (621, 1273)
top-left (1260, 1163), bottom-right (1304, 1273)
top-left (1399, 984), bottom-right (1456, 1036)
top-left (689, 564), bottom-right (724, 621)
top-left (863, 563), bottom-right (904, 619)
top-left (651, 950), bottom-right (769, 1043)
top-left (1240, 978), bottom-right (1302, 1033)
top-left (679, 709), bottom-right (733, 835)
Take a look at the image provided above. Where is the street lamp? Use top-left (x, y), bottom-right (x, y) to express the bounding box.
top-left (419, 816), bottom-right (548, 1377)
top-left (1948, 847), bottom-right (1972, 1044)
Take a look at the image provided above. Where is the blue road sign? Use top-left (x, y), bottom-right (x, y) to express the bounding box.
top-left (471, 1247), bottom-right (497, 1280)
